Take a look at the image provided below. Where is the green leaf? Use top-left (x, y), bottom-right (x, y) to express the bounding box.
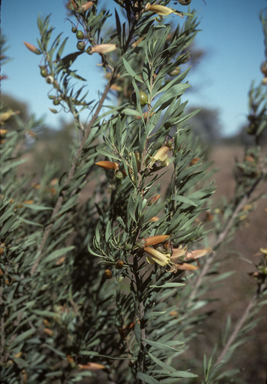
top-left (122, 57), bottom-right (143, 82)
top-left (148, 352), bottom-right (176, 372)
top-left (31, 310), bottom-right (60, 319)
top-left (172, 195), bottom-right (198, 207)
top-left (56, 37), bottom-right (68, 60)
top-left (122, 108), bottom-right (141, 116)
top-left (96, 147), bottom-right (121, 161)
top-left (143, 338), bottom-right (182, 352)
top-left (134, 320), bottom-right (141, 346)
top-left (21, 203), bottom-right (53, 211)
top-left (137, 372), bottom-right (160, 384)
top-left (45, 246), bottom-right (75, 262)
top-left (211, 271), bottom-right (235, 283)
top-left (11, 328), bottom-right (36, 347)
top-left (150, 283), bottom-right (185, 288)
top-left (18, 217), bottom-right (44, 227)
top-left (153, 84), bottom-right (190, 110)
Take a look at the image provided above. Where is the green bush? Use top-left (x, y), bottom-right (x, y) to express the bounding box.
top-left (1, 2), bottom-right (267, 383)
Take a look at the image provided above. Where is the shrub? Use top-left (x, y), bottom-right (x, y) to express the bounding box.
top-left (1, 2), bottom-right (267, 383)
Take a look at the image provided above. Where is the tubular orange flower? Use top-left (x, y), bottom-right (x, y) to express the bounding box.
top-left (78, 362), bottom-right (106, 370)
top-left (77, 1), bottom-right (94, 12)
top-left (145, 3), bottom-right (183, 21)
top-left (176, 263), bottom-right (198, 271)
top-left (171, 247), bottom-right (187, 262)
top-left (185, 247), bottom-right (212, 260)
top-left (95, 161), bottom-right (119, 170)
top-left (168, 262), bottom-right (197, 273)
top-left (88, 44), bottom-right (117, 55)
top-left (144, 247), bottom-right (171, 266)
top-left (144, 235), bottom-right (170, 246)
top-left (23, 42), bottom-right (41, 55)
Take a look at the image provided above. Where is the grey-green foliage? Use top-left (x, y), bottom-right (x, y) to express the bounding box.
top-left (1, 1), bottom-right (267, 384)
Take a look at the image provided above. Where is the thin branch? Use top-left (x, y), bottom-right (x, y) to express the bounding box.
top-left (187, 170), bottom-right (267, 305)
top-left (30, 76), bottom-right (113, 275)
top-left (0, 285), bottom-right (5, 364)
top-left (215, 281), bottom-right (266, 367)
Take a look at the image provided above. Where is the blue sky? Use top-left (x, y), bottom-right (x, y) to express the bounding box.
top-left (2, 0), bottom-right (267, 136)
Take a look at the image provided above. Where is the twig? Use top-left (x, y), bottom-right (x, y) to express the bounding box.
top-left (215, 281), bottom-right (266, 366)
top-left (187, 170), bottom-right (267, 306)
top-left (30, 77), bottom-right (113, 275)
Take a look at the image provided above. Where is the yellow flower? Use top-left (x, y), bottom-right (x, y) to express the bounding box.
top-left (144, 246), bottom-right (171, 266)
top-left (88, 44), bottom-right (117, 55)
top-left (148, 145), bottom-right (170, 169)
top-left (169, 247), bottom-right (212, 273)
top-left (145, 3), bottom-right (183, 22)
top-left (0, 109), bottom-right (20, 125)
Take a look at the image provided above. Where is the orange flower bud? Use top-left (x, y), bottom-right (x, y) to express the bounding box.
top-left (190, 157), bottom-right (200, 165)
top-left (44, 328), bottom-right (53, 336)
top-left (22, 200), bottom-right (34, 205)
top-left (144, 235), bottom-right (170, 246)
top-left (23, 42), bottom-right (41, 55)
top-left (148, 194), bottom-right (161, 205)
top-left (176, 263), bottom-right (198, 271)
top-left (0, 243), bottom-right (5, 255)
top-left (110, 84), bottom-right (122, 91)
top-left (77, 1), bottom-right (94, 12)
top-left (55, 256), bottom-right (66, 265)
top-left (78, 362), bottom-right (106, 370)
top-left (0, 129), bottom-right (7, 135)
top-left (95, 161), bottom-right (119, 170)
top-left (67, 0), bottom-right (78, 10)
top-left (134, 111), bottom-right (154, 120)
top-left (67, 355), bottom-right (75, 364)
top-left (149, 216), bottom-right (159, 222)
